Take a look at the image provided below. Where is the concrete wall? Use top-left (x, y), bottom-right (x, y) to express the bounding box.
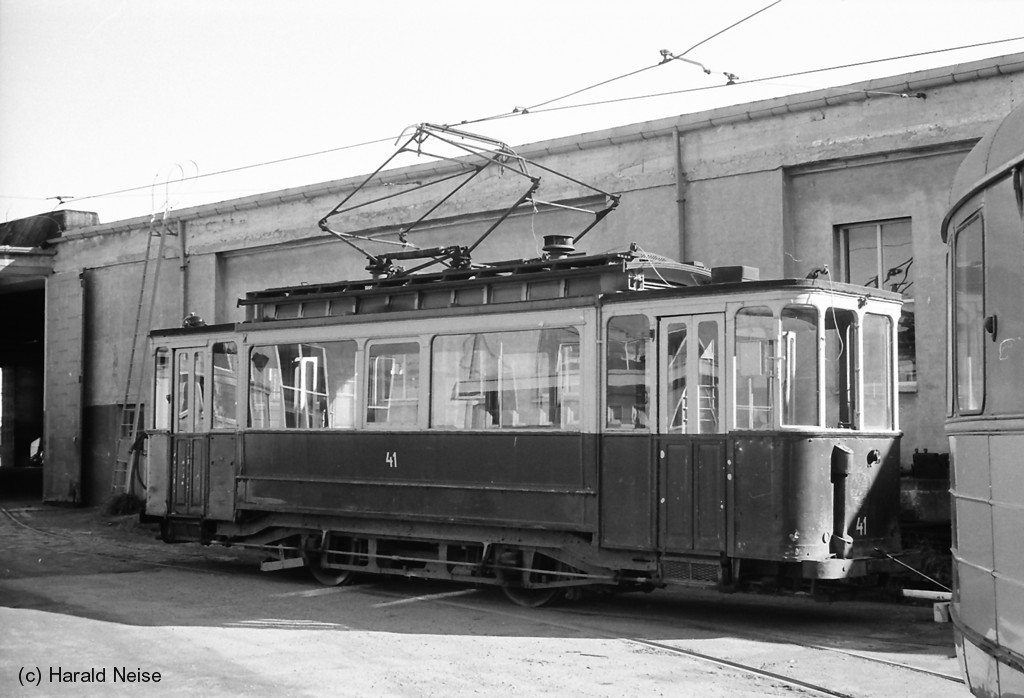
top-left (47, 53), bottom-right (1024, 503)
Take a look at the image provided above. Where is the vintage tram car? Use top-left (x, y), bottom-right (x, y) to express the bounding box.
top-left (143, 243), bottom-right (908, 605)
top-left (943, 102), bottom-right (1024, 696)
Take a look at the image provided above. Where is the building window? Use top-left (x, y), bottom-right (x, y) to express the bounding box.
top-left (836, 218), bottom-right (916, 390)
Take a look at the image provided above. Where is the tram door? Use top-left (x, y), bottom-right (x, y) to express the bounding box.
top-left (170, 347), bottom-right (208, 517)
top-left (657, 314), bottom-right (727, 554)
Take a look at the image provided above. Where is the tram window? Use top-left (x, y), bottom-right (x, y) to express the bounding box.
top-left (781, 305), bottom-right (818, 427)
top-left (697, 320), bottom-right (721, 434)
top-left (154, 348), bottom-right (171, 430)
top-left (825, 308), bottom-right (857, 429)
top-left (431, 328), bottom-right (580, 430)
top-left (606, 316), bottom-right (650, 430)
top-left (863, 314), bottom-right (894, 430)
top-left (954, 215), bottom-right (984, 414)
top-left (666, 323), bottom-right (688, 432)
top-left (193, 352), bottom-right (205, 429)
top-left (176, 351), bottom-right (191, 433)
top-left (367, 342), bottom-right (420, 427)
top-left (212, 342), bottom-right (237, 429)
top-left (735, 307), bottom-right (775, 430)
top-left (249, 341), bottom-right (357, 429)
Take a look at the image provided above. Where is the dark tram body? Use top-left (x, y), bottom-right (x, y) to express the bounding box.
top-left (943, 103), bottom-right (1024, 696)
top-left (144, 248), bottom-right (907, 604)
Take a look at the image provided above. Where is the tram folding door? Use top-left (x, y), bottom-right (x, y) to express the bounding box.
top-left (657, 314), bottom-right (727, 554)
top-left (170, 347), bottom-right (208, 517)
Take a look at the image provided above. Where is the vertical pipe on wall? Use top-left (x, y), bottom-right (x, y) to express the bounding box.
top-left (674, 127), bottom-right (688, 262)
top-left (177, 219), bottom-right (188, 320)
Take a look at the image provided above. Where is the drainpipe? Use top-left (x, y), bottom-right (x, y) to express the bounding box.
top-left (674, 127), bottom-right (687, 262)
top-left (176, 219), bottom-right (188, 320)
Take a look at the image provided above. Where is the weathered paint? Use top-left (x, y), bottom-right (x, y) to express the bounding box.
top-left (732, 432), bottom-right (901, 562)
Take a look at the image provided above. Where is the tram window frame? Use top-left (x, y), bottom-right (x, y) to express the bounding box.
top-left (734, 306), bottom-right (776, 430)
top-left (824, 308), bottom-right (858, 429)
top-left (835, 218), bottom-right (916, 392)
top-left (153, 348), bottom-right (172, 430)
top-left (211, 342), bottom-right (238, 430)
top-left (430, 327), bottom-right (582, 431)
top-left (175, 351), bottom-right (192, 433)
top-left (366, 340), bottom-right (421, 428)
top-left (862, 313), bottom-right (894, 430)
top-left (952, 212), bottom-right (985, 415)
top-left (604, 315), bottom-right (651, 431)
top-left (248, 340), bottom-right (359, 429)
top-left (780, 305), bottom-right (819, 428)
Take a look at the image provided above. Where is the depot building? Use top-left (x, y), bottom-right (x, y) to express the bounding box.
top-left (1, 52), bottom-right (1022, 505)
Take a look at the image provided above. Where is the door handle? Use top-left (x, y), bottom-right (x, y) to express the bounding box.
top-left (984, 314), bottom-right (998, 341)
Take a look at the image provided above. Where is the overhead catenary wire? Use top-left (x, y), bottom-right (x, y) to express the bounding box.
top-left (22, 34), bottom-right (1024, 216)
top-left (473, 0), bottom-right (783, 123)
top-left (463, 35), bottom-right (1024, 123)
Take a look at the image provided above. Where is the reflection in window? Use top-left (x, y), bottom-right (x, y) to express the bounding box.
top-left (781, 306), bottom-right (818, 426)
top-left (735, 307), bottom-right (775, 430)
top-left (176, 352), bottom-right (190, 433)
top-left (606, 316), bottom-right (650, 430)
top-left (212, 342), bottom-right (237, 429)
top-left (825, 308), bottom-right (857, 429)
top-left (666, 323), bottom-right (688, 432)
top-left (863, 314), bottom-right (894, 430)
top-left (954, 215), bottom-right (984, 414)
top-left (249, 341), bottom-right (358, 429)
top-left (697, 320), bottom-right (720, 434)
top-left (431, 328), bottom-right (580, 430)
top-left (193, 352), bottom-right (205, 429)
top-left (367, 342), bottom-right (419, 426)
top-left (154, 348), bottom-right (171, 430)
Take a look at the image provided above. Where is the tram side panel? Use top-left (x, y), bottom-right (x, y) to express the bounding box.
top-left (732, 432), bottom-right (902, 572)
top-left (235, 431), bottom-right (598, 533)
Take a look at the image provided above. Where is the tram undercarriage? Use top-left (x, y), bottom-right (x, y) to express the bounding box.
top-left (153, 510), bottom-right (913, 607)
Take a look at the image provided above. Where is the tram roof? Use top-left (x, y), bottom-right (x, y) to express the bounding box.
top-left (151, 248), bottom-right (900, 338)
top-left (944, 102), bottom-right (1024, 241)
top-left (235, 248), bottom-right (712, 322)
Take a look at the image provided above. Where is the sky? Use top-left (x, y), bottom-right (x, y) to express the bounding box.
top-left (1, 0), bottom-right (1022, 225)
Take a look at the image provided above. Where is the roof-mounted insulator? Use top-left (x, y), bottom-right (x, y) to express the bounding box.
top-left (543, 234), bottom-right (575, 259)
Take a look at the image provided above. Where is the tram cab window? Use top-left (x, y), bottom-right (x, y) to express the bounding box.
top-left (953, 214), bottom-right (984, 414)
top-left (781, 306), bottom-right (818, 427)
top-left (367, 342), bottom-right (419, 427)
top-left (154, 348), bottom-right (171, 430)
top-left (605, 316), bottom-right (650, 430)
top-left (212, 342), bottom-right (237, 429)
top-left (193, 352), bottom-right (205, 429)
top-left (862, 314), bottom-right (894, 430)
top-left (825, 308), bottom-right (857, 429)
top-left (431, 328), bottom-right (580, 430)
top-left (249, 341), bottom-right (357, 429)
top-left (735, 307), bottom-right (775, 430)
top-left (175, 352), bottom-right (192, 433)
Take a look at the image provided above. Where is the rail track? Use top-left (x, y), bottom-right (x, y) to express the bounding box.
top-left (1, 505), bottom-right (963, 697)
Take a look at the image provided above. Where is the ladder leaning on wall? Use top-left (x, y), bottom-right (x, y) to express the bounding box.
top-left (110, 216), bottom-right (174, 497)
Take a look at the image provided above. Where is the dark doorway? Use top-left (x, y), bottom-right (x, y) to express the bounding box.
top-left (0, 288), bottom-right (45, 499)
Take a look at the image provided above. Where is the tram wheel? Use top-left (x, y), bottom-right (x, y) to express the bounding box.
top-left (502, 584), bottom-right (563, 608)
top-left (302, 535), bottom-right (357, 587)
top-left (498, 550), bottom-right (566, 608)
top-left (305, 553), bottom-right (356, 587)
